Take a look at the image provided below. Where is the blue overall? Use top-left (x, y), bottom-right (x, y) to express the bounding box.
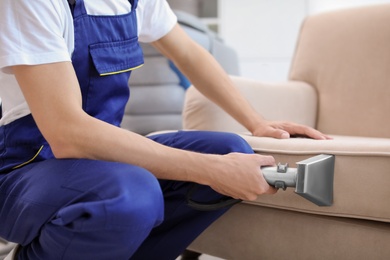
top-left (0, 0), bottom-right (254, 259)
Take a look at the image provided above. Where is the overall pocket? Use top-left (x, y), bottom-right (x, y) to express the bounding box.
top-left (89, 37), bottom-right (144, 76)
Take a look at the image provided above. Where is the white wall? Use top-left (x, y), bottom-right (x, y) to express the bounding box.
top-left (218, 0), bottom-right (306, 82)
top-left (218, 0), bottom-right (390, 81)
top-left (308, 0), bottom-right (390, 14)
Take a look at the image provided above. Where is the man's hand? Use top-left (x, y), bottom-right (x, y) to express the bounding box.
top-left (251, 120), bottom-right (332, 140)
top-left (206, 153), bottom-right (277, 201)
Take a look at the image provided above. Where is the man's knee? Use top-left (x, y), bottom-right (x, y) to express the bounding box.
top-left (188, 131), bottom-right (253, 154)
top-left (214, 132), bottom-right (254, 154)
top-left (151, 131), bottom-right (254, 155)
top-left (55, 161), bottom-right (164, 233)
top-left (105, 165), bottom-right (165, 230)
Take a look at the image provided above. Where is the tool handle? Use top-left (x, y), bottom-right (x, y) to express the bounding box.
top-left (187, 165), bottom-right (298, 211)
top-left (262, 166), bottom-right (297, 190)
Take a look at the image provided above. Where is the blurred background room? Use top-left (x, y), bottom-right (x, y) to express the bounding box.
top-left (168, 0), bottom-right (390, 81)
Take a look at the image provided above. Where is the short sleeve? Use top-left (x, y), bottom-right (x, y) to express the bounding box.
top-left (0, 0), bottom-right (72, 73)
top-left (137, 0), bottom-right (178, 43)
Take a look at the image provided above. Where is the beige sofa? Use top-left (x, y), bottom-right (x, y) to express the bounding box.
top-left (182, 4), bottom-right (390, 260)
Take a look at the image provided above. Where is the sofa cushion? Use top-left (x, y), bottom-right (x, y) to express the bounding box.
top-left (129, 55), bottom-right (180, 86)
top-left (240, 134), bottom-right (390, 223)
top-left (125, 85), bottom-right (185, 115)
top-left (148, 130), bottom-right (390, 223)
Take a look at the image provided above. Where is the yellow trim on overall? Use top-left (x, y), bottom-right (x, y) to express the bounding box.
top-left (100, 64), bottom-right (144, 76)
top-left (12, 145), bottom-right (44, 169)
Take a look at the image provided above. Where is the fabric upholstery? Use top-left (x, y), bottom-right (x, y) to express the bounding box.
top-left (242, 134), bottom-right (390, 223)
top-left (183, 76), bottom-right (318, 132)
top-left (189, 204), bottom-right (390, 260)
top-left (290, 5), bottom-right (390, 138)
top-left (183, 78), bottom-right (390, 223)
top-left (180, 4), bottom-right (390, 259)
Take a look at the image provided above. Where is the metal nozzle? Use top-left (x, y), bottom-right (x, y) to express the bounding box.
top-left (295, 154), bottom-right (335, 206)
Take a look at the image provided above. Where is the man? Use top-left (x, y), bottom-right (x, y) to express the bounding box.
top-left (0, 0), bottom-right (329, 259)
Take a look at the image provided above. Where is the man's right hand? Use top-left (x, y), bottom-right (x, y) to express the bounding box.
top-left (205, 153), bottom-right (277, 201)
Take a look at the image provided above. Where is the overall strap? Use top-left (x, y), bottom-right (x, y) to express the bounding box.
top-left (130, 0), bottom-right (138, 12)
top-left (69, 1), bottom-right (136, 16)
top-left (68, 0), bottom-right (87, 17)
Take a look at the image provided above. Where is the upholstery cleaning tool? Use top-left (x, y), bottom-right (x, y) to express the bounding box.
top-left (187, 154), bottom-right (335, 210)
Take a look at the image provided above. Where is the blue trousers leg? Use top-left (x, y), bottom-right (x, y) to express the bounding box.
top-left (0, 160), bottom-right (164, 260)
top-left (131, 131), bottom-right (254, 260)
top-left (0, 131), bottom-right (253, 259)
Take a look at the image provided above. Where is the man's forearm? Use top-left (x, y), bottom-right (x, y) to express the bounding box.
top-left (176, 43), bottom-right (265, 133)
top-left (152, 24), bottom-right (265, 134)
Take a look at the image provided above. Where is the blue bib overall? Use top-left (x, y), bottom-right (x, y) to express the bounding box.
top-left (0, 0), bottom-right (143, 173)
top-left (0, 1), bottom-right (254, 259)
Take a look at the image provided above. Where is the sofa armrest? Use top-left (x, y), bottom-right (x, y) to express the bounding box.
top-left (183, 76), bottom-right (318, 133)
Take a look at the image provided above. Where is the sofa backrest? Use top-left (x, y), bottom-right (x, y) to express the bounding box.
top-left (289, 4), bottom-right (390, 138)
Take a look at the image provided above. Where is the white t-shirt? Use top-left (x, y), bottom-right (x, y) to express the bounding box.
top-left (0, 0), bottom-right (177, 126)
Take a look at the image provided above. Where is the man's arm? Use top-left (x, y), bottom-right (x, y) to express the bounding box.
top-left (152, 24), bottom-right (331, 140)
top-left (12, 61), bottom-right (276, 201)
